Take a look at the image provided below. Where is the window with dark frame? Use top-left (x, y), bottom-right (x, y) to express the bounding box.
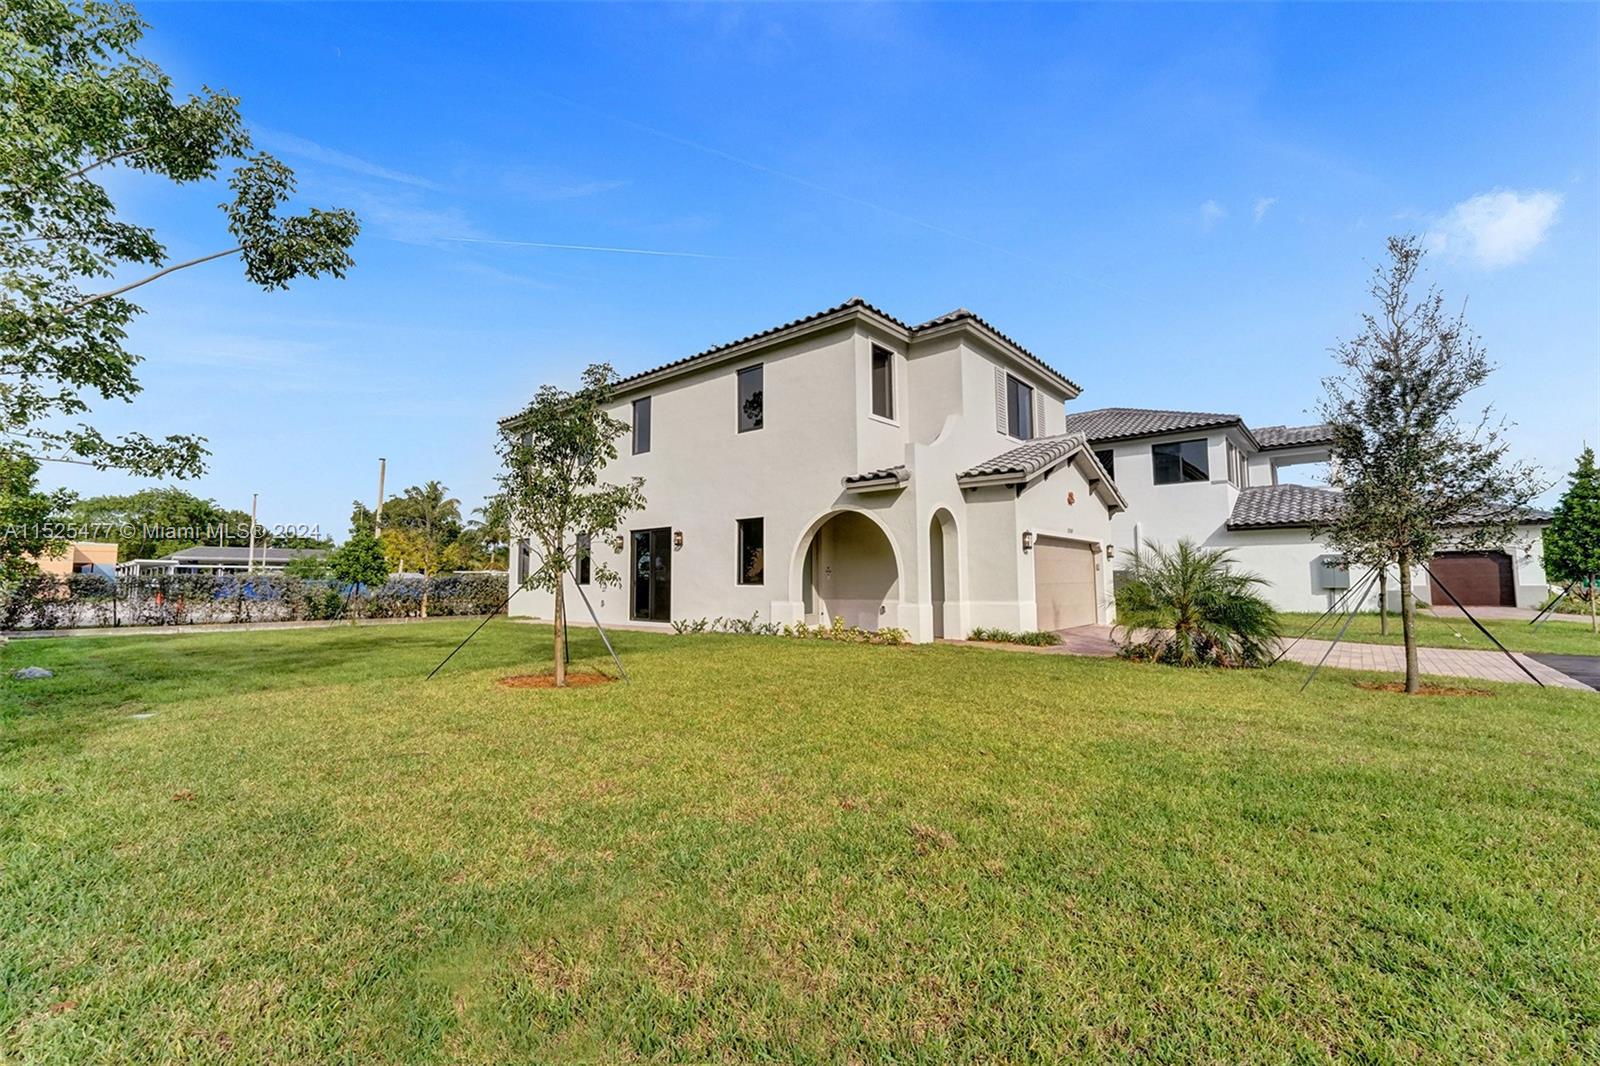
top-left (575, 532), bottom-right (591, 585)
top-left (737, 517), bottom-right (764, 585)
top-left (737, 365), bottom-right (763, 432)
top-left (871, 345), bottom-right (894, 420)
top-left (632, 396), bottom-right (651, 454)
top-left (1152, 439), bottom-right (1210, 484)
top-left (1094, 448), bottom-right (1116, 481)
top-left (1006, 374), bottom-right (1034, 439)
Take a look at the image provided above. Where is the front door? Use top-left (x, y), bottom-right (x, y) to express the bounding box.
top-left (631, 527), bottom-right (673, 621)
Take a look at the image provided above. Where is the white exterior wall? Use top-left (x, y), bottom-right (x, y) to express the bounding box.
top-left (508, 314), bottom-right (1116, 642)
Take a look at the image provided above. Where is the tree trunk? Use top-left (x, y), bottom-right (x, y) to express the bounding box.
top-left (421, 580), bottom-right (429, 619)
top-left (1398, 553), bottom-right (1419, 694)
top-left (1378, 568), bottom-right (1388, 636)
top-left (553, 577), bottom-right (567, 687)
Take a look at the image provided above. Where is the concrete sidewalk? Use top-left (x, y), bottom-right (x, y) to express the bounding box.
top-left (1277, 638), bottom-right (1590, 690)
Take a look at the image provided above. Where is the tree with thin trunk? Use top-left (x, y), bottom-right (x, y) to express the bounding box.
top-left (328, 527), bottom-right (390, 624)
top-left (1317, 236), bottom-right (1542, 693)
top-left (1, 0), bottom-right (358, 576)
top-left (496, 364), bottom-right (643, 687)
top-left (1542, 447), bottom-right (1600, 634)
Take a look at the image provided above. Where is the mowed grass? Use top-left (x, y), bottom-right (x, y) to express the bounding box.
top-left (3, 622), bottom-right (1598, 1063)
top-left (1278, 610), bottom-right (1600, 657)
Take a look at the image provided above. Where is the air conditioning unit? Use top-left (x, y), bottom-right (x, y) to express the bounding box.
top-left (1317, 555), bottom-right (1350, 590)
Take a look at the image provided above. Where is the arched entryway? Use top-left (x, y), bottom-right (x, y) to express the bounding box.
top-left (793, 510), bottom-right (901, 630)
top-left (929, 508), bottom-right (959, 639)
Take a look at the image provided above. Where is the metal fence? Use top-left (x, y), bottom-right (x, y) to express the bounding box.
top-left (1, 572), bottom-right (508, 631)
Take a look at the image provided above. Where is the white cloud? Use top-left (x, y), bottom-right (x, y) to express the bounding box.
top-left (254, 128), bottom-right (439, 190)
top-left (1199, 199), bottom-right (1226, 230)
top-left (1426, 188), bottom-right (1562, 268)
top-left (1252, 197), bottom-right (1277, 224)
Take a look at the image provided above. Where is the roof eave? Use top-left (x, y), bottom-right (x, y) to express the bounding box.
top-left (912, 318), bottom-right (1081, 398)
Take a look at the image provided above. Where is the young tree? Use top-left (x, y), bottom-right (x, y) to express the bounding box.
top-left (328, 527), bottom-right (389, 623)
top-left (1, 0), bottom-right (357, 575)
top-left (1543, 447), bottom-right (1600, 633)
top-left (1318, 236), bottom-right (1541, 693)
top-left (497, 363), bottom-right (644, 687)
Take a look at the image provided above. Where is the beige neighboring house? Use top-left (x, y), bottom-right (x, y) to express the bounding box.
top-left (503, 297), bottom-right (1127, 643)
top-left (1069, 407), bottom-right (1551, 611)
top-left (35, 541), bottom-right (118, 578)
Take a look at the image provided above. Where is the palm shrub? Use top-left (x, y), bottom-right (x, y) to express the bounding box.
top-left (1115, 540), bottom-right (1280, 668)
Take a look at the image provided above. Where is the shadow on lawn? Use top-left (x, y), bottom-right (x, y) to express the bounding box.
top-left (0, 621), bottom-right (649, 757)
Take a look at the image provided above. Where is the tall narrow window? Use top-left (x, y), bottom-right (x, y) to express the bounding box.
top-left (1152, 439), bottom-right (1209, 484)
top-left (632, 396), bottom-right (651, 454)
top-left (871, 345), bottom-right (894, 420)
top-left (575, 532), bottom-right (591, 585)
top-left (517, 539), bottom-right (530, 584)
top-left (1006, 374), bottom-right (1034, 439)
top-left (737, 365), bottom-right (763, 432)
top-left (1094, 448), bottom-right (1116, 481)
top-left (737, 517), bottom-right (764, 585)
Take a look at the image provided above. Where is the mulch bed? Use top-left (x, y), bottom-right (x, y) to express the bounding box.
top-left (497, 672), bottom-right (615, 689)
top-left (1356, 681), bottom-right (1495, 698)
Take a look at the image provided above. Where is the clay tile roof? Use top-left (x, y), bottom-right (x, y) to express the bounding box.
top-left (1255, 423), bottom-right (1334, 450)
top-left (841, 465), bottom-right (909, 487)
top-left (959, 433), bottom-right (1088, 481)
top-left (1227, 484), bottom-right (1344, 529)
top-left (912, 308), bottom-right (1079, 393)
top-left (1061, 407), bottom-right (1247, 444)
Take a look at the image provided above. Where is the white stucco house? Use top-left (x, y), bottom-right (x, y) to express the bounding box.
top-left (504, 298), bottom-right (1127, 643)
top-left (1067, 407), bottom-right (1552, 612)
top-left (504, 299), bottom-right (1551, 640)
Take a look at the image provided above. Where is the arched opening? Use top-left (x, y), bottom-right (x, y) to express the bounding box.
top-left (929, 508), bottom-right (959, 639)
top-left (796, 510), bottom-right (900, 630)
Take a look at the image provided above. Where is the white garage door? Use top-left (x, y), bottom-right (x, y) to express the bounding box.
top-left (1034, 537), bottom-right (1098, 630)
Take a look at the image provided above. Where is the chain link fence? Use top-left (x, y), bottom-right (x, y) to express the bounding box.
top-left (1, 573), bottom-right (507, 631)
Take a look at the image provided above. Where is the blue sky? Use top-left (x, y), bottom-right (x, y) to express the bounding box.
top-left (61, 2), bottom-right (1600, 537)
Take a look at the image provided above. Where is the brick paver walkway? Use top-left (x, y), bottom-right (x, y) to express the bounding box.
top-left (1278, 638), bottom-right (1589, 689)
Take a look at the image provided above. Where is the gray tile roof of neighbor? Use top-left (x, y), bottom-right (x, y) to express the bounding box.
top-left (1227, 484), bottom-right (1344, 529)
top-left (1062, 407), bottom-right (1252, 445)
top-left (1255, 423), bottom-right (1334, 450)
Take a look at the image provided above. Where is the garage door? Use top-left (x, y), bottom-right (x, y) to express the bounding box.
top-left (1034, 537), bottom-right (1099, 630)
top-left (1429, 551), bottom-right (1514, 606)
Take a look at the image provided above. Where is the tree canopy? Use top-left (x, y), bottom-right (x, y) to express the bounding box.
top-left (1543, 447), bottom-right (1600, 630)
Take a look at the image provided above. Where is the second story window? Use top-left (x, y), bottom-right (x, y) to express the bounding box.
top-left (632, 397), bottom-right (651, 454)
top-left (1006, 374), bottom-right (1034, 439)
top-left (1153, 439), bottom-right (1209, 484)
top-left (871, 345), bottom-right (894, 420)
top-left (575, 532), bottom-right (591, 585)
top-left (738, 364), bottom-right (763, 432)
top-left (1094, 448), bottom-right (1115, 481)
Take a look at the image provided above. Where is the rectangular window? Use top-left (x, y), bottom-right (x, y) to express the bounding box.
top-left (1225, 441), bottom-right (1247, 489)
top-left (632, 397), bottom-right (651, 454)
top-left (516, 539), bottom-right (530, 584)
top-left (1094, 448), bottom-right (1115, 481)
top-left (575, 532), bottom-right (591, 585)
top-left (737, 365), bottom-right (763, 432)
top-left (1152, 439), bottom-right (1210, 484)
top-left (870, 345), bottom-right (894, 420)
top-left (737, 517), bottom-right (764, 585)
top-left (1006, 374), bottom-right (1034, 439)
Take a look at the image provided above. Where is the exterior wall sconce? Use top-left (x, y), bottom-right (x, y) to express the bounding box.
top-left (673, 530), bottom-right (684, 550)
top-left (1021, 530), bottom-right (1034, 553)
top-left (1105, 545), bottom-right (1115, 559)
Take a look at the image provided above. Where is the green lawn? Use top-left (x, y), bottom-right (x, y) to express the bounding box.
top-left (3, 622), bottom-right (1597, 1063)
top-left (1278, 610), bottom-right (1600, 657)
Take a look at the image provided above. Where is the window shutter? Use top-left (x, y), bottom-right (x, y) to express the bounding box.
top-left (994, 366), bottom-right (1006, 433)
top-left (1033, 391), bottom-right (1045, 439)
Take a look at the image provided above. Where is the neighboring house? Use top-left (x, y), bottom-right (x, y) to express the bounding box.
top-left (1066, 407), bottom-right (1551, 611)
top-left (33, 541), bottom-right (118, 579)
top-left (117, 545), bottom-right (328, 577)
top-left (504, 298), bottom-right (1126, 643)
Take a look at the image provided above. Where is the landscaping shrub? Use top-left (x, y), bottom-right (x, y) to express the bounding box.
top-left (672, 614), bottom-right (908, 645)
top-left (967, 627), bottom-right (1063, 646)
top-left (1114, 540), bottom-right (1280, 668)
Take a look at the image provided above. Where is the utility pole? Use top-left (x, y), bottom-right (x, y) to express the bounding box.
top-left (247, 492), bottom-right (259, 573)
top-left (375, 457), bottom-right (387, 535)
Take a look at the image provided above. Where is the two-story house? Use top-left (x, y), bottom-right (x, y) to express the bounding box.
top-left (504, 298), bottom-right (1126, 643)
top-left (1066, 407), bottom-right (1551, 611)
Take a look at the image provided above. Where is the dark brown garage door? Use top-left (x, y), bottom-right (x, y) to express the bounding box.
top-left (1429, 551), bottom-right (1514, 606)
